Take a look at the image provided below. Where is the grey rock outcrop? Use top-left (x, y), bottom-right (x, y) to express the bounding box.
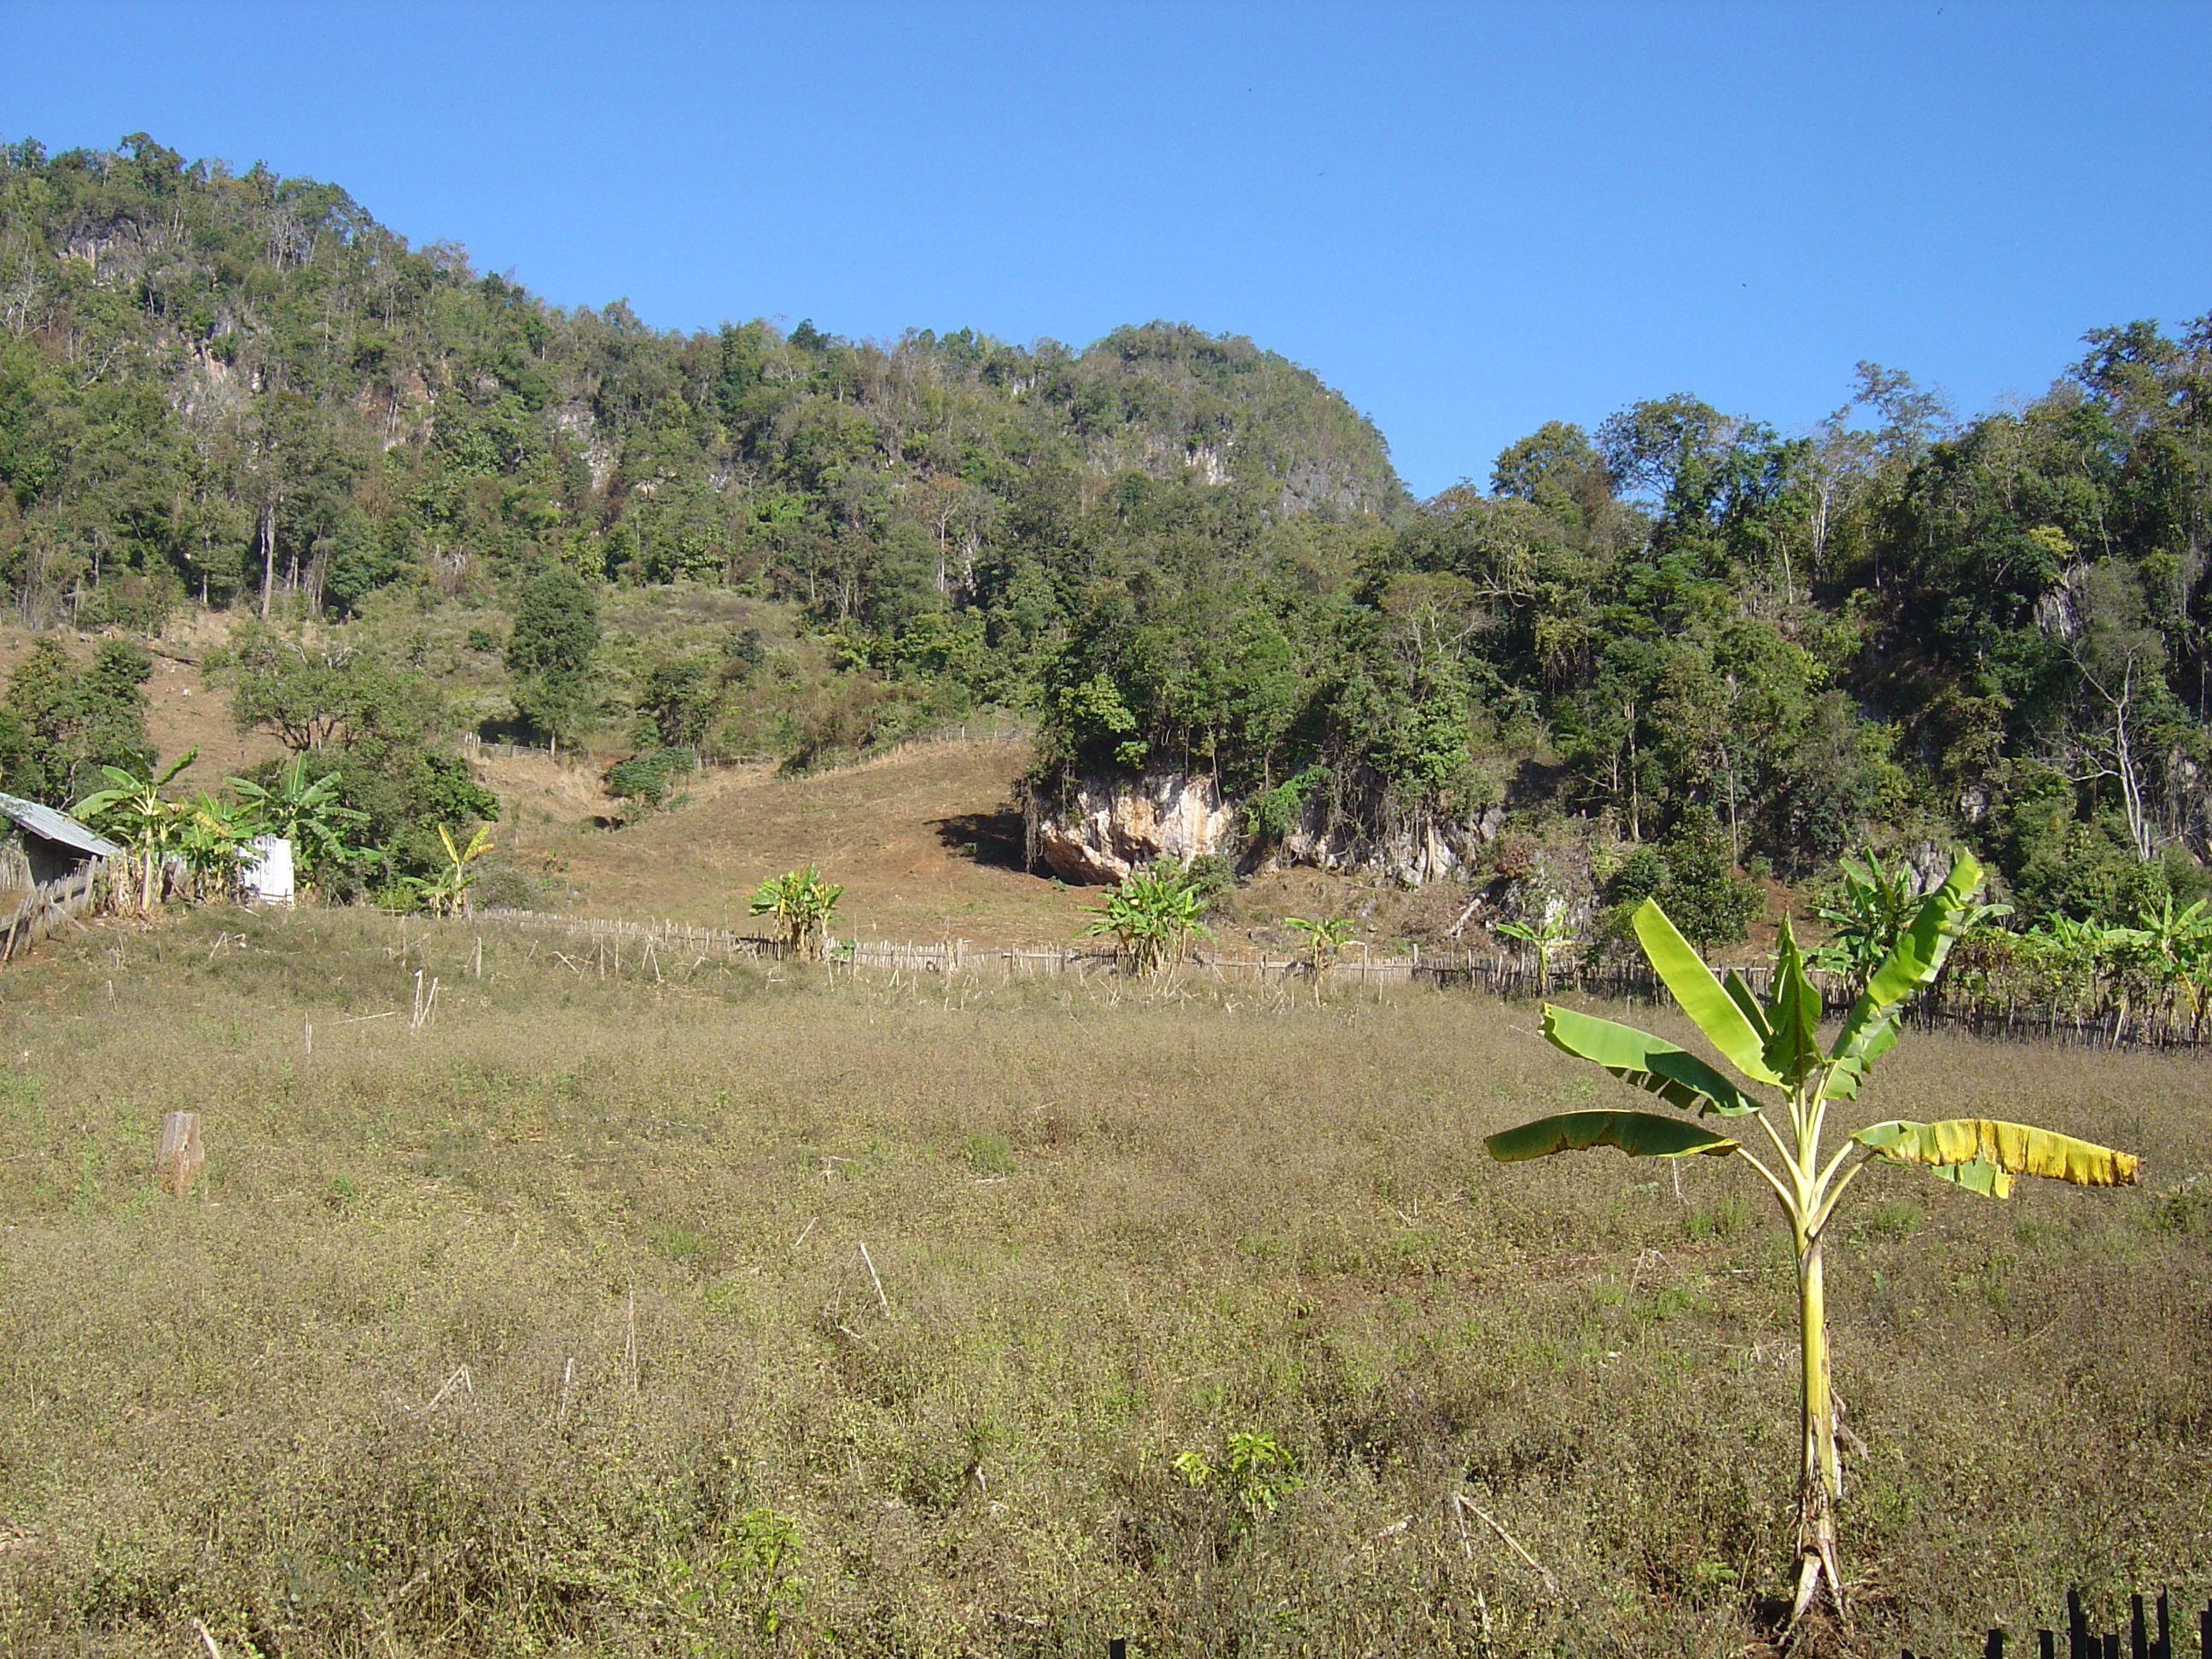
top-left (1028, 772), bottom-right (1235, 883)
top-left (1027, 771), bottom-right (1513, 887)
top-left (1269, 796), bottom-right (1505, 886)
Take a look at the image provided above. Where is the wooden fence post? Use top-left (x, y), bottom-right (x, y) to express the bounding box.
top-left (154, 1111), bottom-right (203, 1196)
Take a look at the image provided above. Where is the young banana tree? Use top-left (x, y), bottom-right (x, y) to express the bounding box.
top-left (1809, 845), bottom-right (2010, 996)
top-left (1079, 859), bottom-right (1214, 975)
top-left (1485, 852), bottom-right (2139, 1624)
top-left (748, 864), bottom-right (844, 960)
top-left (2121, 895), bottom-right (2212, 1036)
top-left (404, 823), bottom-right (495, 918)
top-left (74, 748), bottom-right (199, 912)
top-left (227, 756), bottom-right (366, 887)
top-left (175, 791), bottom-right (260, 902)
top-left (1494, 903), bottom-right (1578, 995)
top-left (1284, 915), bottom-right (1352, 980)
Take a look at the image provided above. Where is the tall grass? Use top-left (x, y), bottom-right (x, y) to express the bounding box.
top-left (0, 907), bottom-right (2207, 1656)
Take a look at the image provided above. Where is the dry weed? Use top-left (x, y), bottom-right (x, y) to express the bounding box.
top-left (0, 907), bottom-right (2204, 1655)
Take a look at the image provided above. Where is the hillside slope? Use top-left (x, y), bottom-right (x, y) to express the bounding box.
top-left (0, 133), bottom-right (1406, 633)
top-left (491, 739), bottom-right (1083, 944)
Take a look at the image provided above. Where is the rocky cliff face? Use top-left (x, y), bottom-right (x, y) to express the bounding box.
top-left (1269, 795), bottom-right (1505, 886)
top-left (1027, 772), bottom-right (1509, 886)
top-left (1027, 773), bottom-right (1236, 883)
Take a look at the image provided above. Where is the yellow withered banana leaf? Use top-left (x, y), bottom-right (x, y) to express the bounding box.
top-left (1486, 1110), bottom-right (1739, 1163)
top-left (1853, 1118), bottom-right (2140, 1190)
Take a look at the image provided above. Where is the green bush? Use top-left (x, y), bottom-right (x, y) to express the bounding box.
top-left (603, 747), bottom-right (697, 820)
top-left (1182, 853), bottom-right (1238, 918)
top-left (1596, 808), bottom-right (1761, 956)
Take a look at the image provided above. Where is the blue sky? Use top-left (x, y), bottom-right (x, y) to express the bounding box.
top-left (7, 2), bottom-right (2207, 496)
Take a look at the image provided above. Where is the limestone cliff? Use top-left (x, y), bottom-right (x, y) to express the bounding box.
top-left (1027, 772), bottom-right (1235, 884)
top-left (1026, 771), bottom-right (1510, 886)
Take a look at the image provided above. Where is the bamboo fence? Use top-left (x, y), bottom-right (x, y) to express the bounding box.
top-left (0, 861), bottom-right (105, 961)
top-left (471, 909), bottom-right (2209, 1054)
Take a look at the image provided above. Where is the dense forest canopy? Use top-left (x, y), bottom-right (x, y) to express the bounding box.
top-left (3, 133), bottom-right (2209, 923)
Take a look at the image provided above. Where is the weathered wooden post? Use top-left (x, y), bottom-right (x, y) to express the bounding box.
top-left (154, 1111), bottom-right (203, 1196)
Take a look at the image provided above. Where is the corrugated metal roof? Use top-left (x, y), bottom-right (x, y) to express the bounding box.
top-left (0, 792), bottom-right (120, 860)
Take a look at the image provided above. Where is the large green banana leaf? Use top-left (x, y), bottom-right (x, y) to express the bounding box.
top-left (1722, 969), bottom-right (1772, 1042)
top-left (1853, 1117), bottom-right (2141, 1194)
top-left (1486, 1109), bottom-right (1740, 1163)
top-left (1633, 900), bottom-right (1782, 1084)
top-left (1541, 1005), bottom-right (1766, 1116)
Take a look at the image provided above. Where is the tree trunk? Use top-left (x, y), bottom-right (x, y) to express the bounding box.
top-left (1791, 1232), bottom-right (1842, 1623)
top-left (258, 498), bottom-right (276, 620)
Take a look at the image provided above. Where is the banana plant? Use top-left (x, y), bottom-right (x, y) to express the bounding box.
top-left (2122, 895), bottom-right (2212, 1035)
top-left (1079, 859), bottom-right (1212, 975)
top-left (404, 823), bottom-right (494, 918)
top-left (1809, 845), bottom-right (2009, 997)
top-left (1494, 902), bottom-right (1578, 995)
top-left (2022, 912), bottom-right (2132, 1016)
top-left (1485, 851), bottom-right (2139, 1624)
top-left (175, 791), bottom-right (260, 901)
top-left (73, 748), bottom-right (199, 912)
top-left (1805, 846), bottom-right (1918, 992)
top-left (748, 864), bottom-right (844, 960)
top-left (227, 756), bottom-right (366, 886)
top-left (1284, 915), bottom-right (1352, 979)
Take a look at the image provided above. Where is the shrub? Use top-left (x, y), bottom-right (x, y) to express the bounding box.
top-left (1182, 853), bottom-right (1238, 917)
top-left (603, 747), bottom-right (696, 821)
top-left (1595, 809), bottom-right (1760, 956)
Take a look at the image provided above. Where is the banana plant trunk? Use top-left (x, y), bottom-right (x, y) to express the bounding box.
top-left (1793, 1228), bottom-right (1841, 1620)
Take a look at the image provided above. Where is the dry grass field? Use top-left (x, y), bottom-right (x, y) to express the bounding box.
top-left (1, 905), bottom-right (2207, 1656)
top-left (495, 738), bottom-right (1090, 947)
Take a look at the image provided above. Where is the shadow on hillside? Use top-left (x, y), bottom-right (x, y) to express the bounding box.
top-left (933, 810), bottom-right (1027, 871)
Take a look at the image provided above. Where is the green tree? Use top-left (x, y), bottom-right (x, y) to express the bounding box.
top-left (507, 563), bottom-right (600, 752)
top-left (0, 637), bottom-right (155, 803)
top-left (1490, 419), bottom-right (1608, 521)
top-left (218, 625), bottom-right (444, 754)
top-left (632, 655), bottom-right (719, 751)
top-left (1602, 806), bottom-right (1761, 955)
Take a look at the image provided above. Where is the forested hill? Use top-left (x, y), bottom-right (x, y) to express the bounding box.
top-left (4, 132), bottom-right (2212, 935)
top-left (0, 132), bottom-right (1405, 626)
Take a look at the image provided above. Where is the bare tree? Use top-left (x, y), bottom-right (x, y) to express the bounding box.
top-left (2048, 559), bottom-right (2168, 861)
